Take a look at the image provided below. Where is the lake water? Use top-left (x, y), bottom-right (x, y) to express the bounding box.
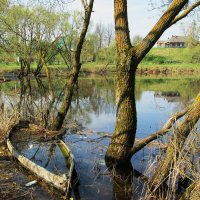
top-left (1, 75), bottom-right (199, 199)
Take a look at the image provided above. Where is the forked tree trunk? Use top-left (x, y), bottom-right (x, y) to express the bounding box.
top-left (106, 0), bottom-right (191, 164)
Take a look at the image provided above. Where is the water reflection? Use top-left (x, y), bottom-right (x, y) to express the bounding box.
top-left (1, 75), bottom-right (200, 199)
top-left (108, 163), bottom-right (134, 200)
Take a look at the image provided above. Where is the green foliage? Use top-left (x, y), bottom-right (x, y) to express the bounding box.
top-left (95, 42), bottom-right (117, 64)
top-left (190, 45), bottom-right (200, 63)
top-left (143, 54), bottom-right (169, 64)
top-left (81, 33), bottom-right (98, 62)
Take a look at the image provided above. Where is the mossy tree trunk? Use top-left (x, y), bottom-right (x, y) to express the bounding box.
top-left (106, 0), bottom-right (192, 163)
top-left (52, 0), bottom-right (94, 130)
top-left (105, 0), bottom-right (137, 163)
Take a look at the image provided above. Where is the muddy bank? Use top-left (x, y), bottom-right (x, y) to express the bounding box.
top-left (1, 65), bottom-right (200, 78)
top-left (136, 67), bottom-right (200, 75)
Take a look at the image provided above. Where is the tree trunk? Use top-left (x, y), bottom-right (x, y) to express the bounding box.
top-left (52, 0), bottom-right (94, 131)
top-left (106, 61), bottom-right (137, 163)
top-left (52, 63), bottom-right (80, 130)
top-left (106, 0), bottom-right (192, 164)
top-left (35, 58), bottom-right (43, 76)
top-left (19, 59), bottom-right (25, 77)
top-left (105, 0), bottom-right (137, 163)
top-left (26, 61), bottom-right (31, 75)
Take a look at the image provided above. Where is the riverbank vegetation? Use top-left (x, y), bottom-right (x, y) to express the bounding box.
top-left (1, 46), bottom-right (200, 75)
top-left (0, 1), bottom-right (200, 75)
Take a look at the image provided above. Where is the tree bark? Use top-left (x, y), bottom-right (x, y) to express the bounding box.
top-left (105, 0), bottom-right (137, 163)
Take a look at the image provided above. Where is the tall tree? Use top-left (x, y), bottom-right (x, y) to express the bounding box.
top-left (0, 4), bottom-right (60, 76)
top-left (105, 0), bottom-right (200, 163)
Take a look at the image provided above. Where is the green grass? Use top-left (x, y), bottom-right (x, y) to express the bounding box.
top-left (139, 47), bottom-right (200, 69)
top-left (0, 63), bottom-right (20, 72)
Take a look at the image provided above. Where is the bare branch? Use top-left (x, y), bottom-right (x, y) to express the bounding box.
top-left (131, 107), bottom-right (189, 154)
top-left (170, 0), bottom-right (200, 26)
top-left (81, 0), bottom-right (87, 10)
top-left (134, 0), bottom-right (188, 64)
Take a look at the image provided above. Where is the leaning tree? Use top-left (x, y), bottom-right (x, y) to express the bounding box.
top-left (52, 0), bottom-right (94, 130)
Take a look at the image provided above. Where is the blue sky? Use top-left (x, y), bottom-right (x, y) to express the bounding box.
top-left (68, 0), bottom-right (196, 40)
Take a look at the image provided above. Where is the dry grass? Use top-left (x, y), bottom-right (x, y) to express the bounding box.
top-left (140, 128), bottom-right (200, 200)
top-left (0, 108), bottom-right (20, 143)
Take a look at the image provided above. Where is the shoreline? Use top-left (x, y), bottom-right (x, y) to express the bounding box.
top-left (0, 64), bottom-right (200, 78)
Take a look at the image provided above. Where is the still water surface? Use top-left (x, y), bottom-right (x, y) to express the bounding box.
top-left (1, 75), bottom-right (199, 199)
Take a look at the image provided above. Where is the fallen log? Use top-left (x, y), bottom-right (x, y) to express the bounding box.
top-left (6, 121), bottom-right (75, 194)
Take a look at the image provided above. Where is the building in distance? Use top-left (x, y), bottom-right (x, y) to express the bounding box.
top-left (157, 35), bottom-right (187, 48)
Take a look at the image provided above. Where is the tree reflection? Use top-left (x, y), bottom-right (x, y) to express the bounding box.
top-left (107, 162), bottom-right (134, 200)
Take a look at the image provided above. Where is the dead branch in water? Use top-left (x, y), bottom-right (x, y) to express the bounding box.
top-left (131, 107), bottom-right (188, 155)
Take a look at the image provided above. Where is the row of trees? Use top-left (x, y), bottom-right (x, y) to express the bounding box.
top-left (2, 2), bottom-right (199, 73)
top-left (0, 1), bottom-right (117, 74)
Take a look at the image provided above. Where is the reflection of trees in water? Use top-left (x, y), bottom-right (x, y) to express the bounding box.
top-left (136, 77), bottom-right (200, 105)
top-left (2, 76), bottom-right (199, 199)
top-left (109, 162), bottom-right (134, 200)
top-left (65, 78), bottom-right (116, 126)
top-left (1, 76), bottom-right (199, 128)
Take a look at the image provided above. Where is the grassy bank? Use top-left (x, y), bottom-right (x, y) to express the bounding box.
top-left (81, 47), bottom-right (200, 73)
top-left (0, 47), bottom-right (200, 74)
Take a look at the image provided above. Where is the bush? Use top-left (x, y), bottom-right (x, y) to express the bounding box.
top-left (143, 54), bottom-right (168, 64)
top-left (190, 45), bottom-right (200, 63)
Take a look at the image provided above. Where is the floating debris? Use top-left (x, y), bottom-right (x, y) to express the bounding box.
top-left (25, 180), bottom-right (37, 187)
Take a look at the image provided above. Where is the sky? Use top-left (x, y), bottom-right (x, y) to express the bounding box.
top-left (67, 0), bottom-right (196, 40)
